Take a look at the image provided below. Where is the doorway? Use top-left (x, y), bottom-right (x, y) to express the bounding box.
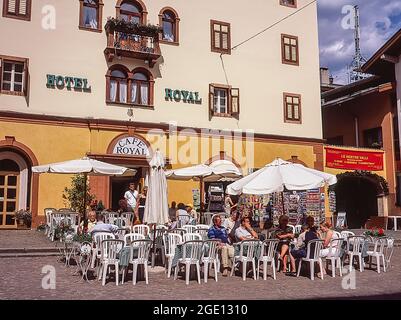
top-left (335, 176), bottom-right (379, 228)
top-left (110, 169), bottom-right (142, 211)
top-left (0, 171), bottom-right (19, 228)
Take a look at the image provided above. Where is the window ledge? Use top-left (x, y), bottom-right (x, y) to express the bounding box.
top-left (284, 119), bottom-right (302, 124)
top-left (212, 112), bottom-right (235, 118)
top-left (2, 13), bottom-right (31, 21)
top-left (282, 59), bottom-right (299, 66)
top-left (160, 40), bottom-right (179, 46)
top-left (106, 100), bottom-right (154, 109)
top-left (79, 26), bottom-right (103, 33)
top-left (0, 90), bottom-right (26, 97)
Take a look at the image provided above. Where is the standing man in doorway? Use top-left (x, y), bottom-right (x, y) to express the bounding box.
top-left (124, 182), bottom-right (139, 222)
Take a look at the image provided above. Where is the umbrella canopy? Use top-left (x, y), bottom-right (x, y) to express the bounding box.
top-left (32, 157), bottom-right (135, 176)
top-left (165, 160), bottom-right (242, 182)
top-left (227, 158), bottom-right (337, 195)
top-left (143, 150), bottom-right (169, 225)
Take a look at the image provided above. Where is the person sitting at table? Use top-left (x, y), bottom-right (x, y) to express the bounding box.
top-left (91, 213), bottom-right (119, 234)
top-left (271, 215), bottom-right (296, 274)
top-left (319, 221), bottom-right (339, 258)
top-left (176, 203), bottom-right (191, 225)
top-left (235, 216), bottom-right (259, 242)
top-left (208, 215), bottom-right (234, 276)
top-left (78, 210), bottom-right (97, 234)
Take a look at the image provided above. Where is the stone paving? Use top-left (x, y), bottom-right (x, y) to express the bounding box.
top-left (0, 248), bottom-right (400, 300)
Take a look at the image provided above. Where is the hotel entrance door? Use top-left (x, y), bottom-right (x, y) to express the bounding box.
top-left (0, 172), bottom-right (19, 228)
top-left (110, 169), bottom-right (143, 211)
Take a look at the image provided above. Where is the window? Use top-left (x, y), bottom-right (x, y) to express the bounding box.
top-left (106, 66), bottom-right (154, 106)
top-left (2, 0), bottom-right (31, 20)
top-left (283, 93), bottom-right (301, 123)
top-left (209, 84), bottom-right (239, 118)
top-left (282, 34), bottom-right (299, 65)
top-left (131, 70), bottom-right (151, 106)
top-left (159, 7), bottom-right (180, 45)
top-left (79, 0), bottom-right (103, 32)
top-left (210, 20), bottom-right (231, 54)
top-left (364, 127), bottom-right (383, 149)
top-left (107, 67), bottom-right (128, 104)
top-left (0, 55), bottom-right (28, 96)
top-left (280, 0), bottom-right (297, 8)
top-left (116, 0), bottom-right (146, 24)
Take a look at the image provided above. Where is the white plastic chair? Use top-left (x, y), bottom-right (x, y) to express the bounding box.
top-left (231, 240), bottom-right (261, 281)
top-left (164, 233), bottom-right (183, 278)
top-left (127, 239), bottom-right (152, 285)
top-left (257, 239), bottom-right (279, 280)
top-left (174, 240), bottom-right (203, 285)
top-left (294, 225), bottom-right (302, 235)
top-left (183, 233), bottom-right (202, 242)
top-left (91, 232), bottom-right (115, 270)
top-left (169, 228), bottom-right (186, 238)
top-left (132, 224), bottom-right (150, 236)
top-left (345, 236), bottom-right (365, 272)
top-left (120, 212), bottom-right (132, 227)
top-left (287, 225), bottom-right (295, 234)
top-left (104, 212), bottom-right (118, 224)
top-left (124, 233), bottom-right (145, 247)
top-left (296, 239), bottom-right (325, 280)
top-left (182, 225), bottom-right (196, 233)
top-left (201, 240), bottom-right (220, 283)
top-left (195, 224), bottom-right (210, 230)
top-left (44, 208), bottom-right (57, 236)
top-left (203, 212), bottom-right (213, 225)
top-left (98, 239), bottom-right (124, 286)
top-left (340, 230), bottom-right (355, 240)
top-left (333, 231), bottom-right (342, 239)
top-left (323, 238), bottom-right (344, 277)
top-left (195, 228), bottom-right (209, 241)
top-left (367, 237), bottom-right (387, 273)
top-left (384, 237), bottom-right (394, 269)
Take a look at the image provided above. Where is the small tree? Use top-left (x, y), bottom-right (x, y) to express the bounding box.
top-left (62, 174), bottom-right (95, 214)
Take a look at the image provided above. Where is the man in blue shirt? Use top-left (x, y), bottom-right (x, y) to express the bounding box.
top-left (208, 215), bottom-right (234, 276)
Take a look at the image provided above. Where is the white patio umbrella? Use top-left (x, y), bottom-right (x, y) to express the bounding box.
top-left (32, 157), bottom-right (136, 223)
top-left (165, 160), bottom-right (242, 211)
top-left (227, 158), bottom-right (336, 195)
top-left (143, 150), bottom-right (169, 225)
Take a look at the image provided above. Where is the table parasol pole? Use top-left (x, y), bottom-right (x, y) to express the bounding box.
top-left (200, 176), bottom-right (204, 222)
top-left (83, 172), bottom-right (88, 228)
top-left (151, 223), bottom-right (156, 268)
top-left (281, 191), bottom-right (286, 216)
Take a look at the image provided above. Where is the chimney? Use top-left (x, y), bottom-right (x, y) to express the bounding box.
top-left (320, 67), bottom-right (330, 85)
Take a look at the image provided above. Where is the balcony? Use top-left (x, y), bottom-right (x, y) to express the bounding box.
top-left (104, 18), bottom-right (162, 67)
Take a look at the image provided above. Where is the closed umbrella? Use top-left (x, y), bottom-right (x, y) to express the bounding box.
top-left (32, 157), bottom-right (135, 224)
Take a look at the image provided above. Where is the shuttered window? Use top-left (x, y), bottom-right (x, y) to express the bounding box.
top-left (3, 0), bottom-right (31, 20)
top-left (0, 55), bottom-right (29, 97)
top-left (211, 20), bottom-right (231, 54)
top-left (282, 34), bottom-right (299, 65)
top-left (284, 93), bottom-right (301, 124)
top-left (209, 84), bottom-right (240, 119)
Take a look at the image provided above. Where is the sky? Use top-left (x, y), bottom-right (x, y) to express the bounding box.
top-left (317, 0), bottom-right (401, 84)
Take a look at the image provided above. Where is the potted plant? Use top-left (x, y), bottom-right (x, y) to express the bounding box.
top-left (15, 209), bottom-right (32, 228)
top-left (364, 227), bottom-right (386, 238)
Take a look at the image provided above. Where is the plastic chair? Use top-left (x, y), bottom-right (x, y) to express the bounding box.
top-left (178, 214), bottom-right (191, 227)
top-left (257, 239), bottom-right (279, 280)
top-left (231, 240), bottom-right (261, 281)
top-left (91, 232), bottom-right (115, 271)
top-left (150, 225), bottom-right (168, 267)
top-left (182, 225), bottom-right (196, 233)
top-left (44, 208), bottom-right (57, 236)
top-left (104, 212), bottom-right (118, 224)
top-left (384, 237), bottom-right (394, 269)
top-left (163, 233), bottom-right (183, 278)
top-left (203, 212), bottom-right (213, 225)
top-left (195, 224), bottom-right (210, 230)
top-left (333, 231), bottom-right (342, 239)
top-left (296, 239), bottom-right (325, 280)
top-left (345, 236), bottom-right (365, 272)
top-left (127, 239), bottom-right (152, 285)
top-left (120, 212), bottom-right (133, 227)
top-left (183, 233), bottom-right (202, 242)
top-left (98, 239), bottom-right (124, 286)
top-left (115, 228), bottom-right (127, 240)
top-left (195, 228), bottom-right (209, 241)
top-left (124, 233), bottom-right (145, 247)
top-left (201, 240), bottom-right (220, 283)
top-left (340, 230), bottom-right (355, 240)
top-left (169, 228), bottom-right (186, 238)
top-left (323, 238), bottom-right (344, 277)
top-left (287, 225), bottom-right (295, 234)
top-left (174, 240), bottom-right (203, 285)
top-left (294, 225), bottom-right (302, 235)
top-left (58, 208), bottom-right (72, 212)
top-left (132, 224), bottom-right (150, 236)
top-left (367, 237), bottom-right (387, 273)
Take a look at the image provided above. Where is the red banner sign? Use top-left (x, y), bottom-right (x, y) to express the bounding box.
top-left (326, 147), bottom-right (384, 171)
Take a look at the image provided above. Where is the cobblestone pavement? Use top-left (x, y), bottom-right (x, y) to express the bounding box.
top-left (0, 230), bottom-right (51, 249)
top-left (0, 249), bottom-right (400, 300)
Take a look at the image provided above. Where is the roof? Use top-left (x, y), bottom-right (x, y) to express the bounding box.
top-left (362, 28), bottom-right (401, 76)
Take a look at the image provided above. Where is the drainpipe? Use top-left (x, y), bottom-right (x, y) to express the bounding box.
top-left (354, 116), bottom-right (359, 147)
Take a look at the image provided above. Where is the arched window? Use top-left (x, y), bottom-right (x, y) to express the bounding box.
top-left (159, 7), bottom-right (180, 44)
top-left (107, 66), bottom-right (129, 104)
top-left (116, 0), bottom-right (146, 24)
top-left (131, 69), bottom-right (153, 106)
top-left (79, 0), bottom-right (103, 31)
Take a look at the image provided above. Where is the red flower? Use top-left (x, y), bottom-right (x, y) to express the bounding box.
top-left (378, 228), bottom-right (384, 235)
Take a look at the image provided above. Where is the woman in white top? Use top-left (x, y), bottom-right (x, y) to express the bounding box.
top-left (319, 221), bottom-right (339, 257)
top-left (224, 194), bottom-right (234, 215)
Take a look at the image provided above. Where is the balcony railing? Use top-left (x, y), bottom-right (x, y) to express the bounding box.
top-left (104, 31), bottom-right (161, 67)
